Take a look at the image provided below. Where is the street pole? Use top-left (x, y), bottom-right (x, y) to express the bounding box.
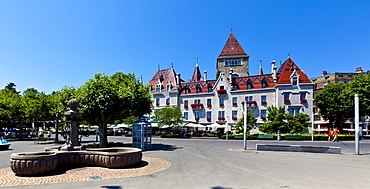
top-left (311, 104), bottom-right (314, 142)
top-left (55, 114), bottom-right (59, 143)
top-left (226, 117), bottom-right (228, 141)
top-left (243, 100), bottom-right (247, 150)
top-left (355, 94), bottom-right (360, 155)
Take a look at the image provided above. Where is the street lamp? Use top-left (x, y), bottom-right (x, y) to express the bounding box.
top-left (243, 101), bottom-right (247, 150)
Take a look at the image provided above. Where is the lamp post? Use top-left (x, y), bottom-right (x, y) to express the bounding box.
top-left (243, 100), bottom-right (247, 150)
top-left (355, 94), bottom-right (360, 155)
top-left (55, 114), bottom-right (58, 143)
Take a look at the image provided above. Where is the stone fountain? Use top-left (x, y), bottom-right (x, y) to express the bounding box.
top-left (10, 99), bottom-right (142, 176)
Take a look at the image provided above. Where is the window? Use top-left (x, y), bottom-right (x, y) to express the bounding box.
top-left (261, 95), bottom-right (266, 102)
top-left (233, 84), bottom-right (238, 90)
top-left (194, 99), bottom-right (201, 104)
top-left (232, 111), bottom-right (238, 118)
top-left (156, 82), bottom-right (161, 92)
top-left (207, 99), bottom-right (212, 106)
top-left (245, 96), bottom-right (253, 101)
top-left (232, 97), bottom-right (237, 104)
top-left (196, 85), bottom-right (202, 93)
top-left (292, 79), bottom-right (298, 86)
top-left (218, 111), bottom-right (225, 118)
top-left (208, 86), bottom-right (213, 92)
top-left (289, 108), bottom-right (300, 116)
top-left (184, 100), bottom-right (188, 106)
top-left (262, 82), bottom-right (267, 88)
top-left (247, 83), bottom-right (253, 89)
top-left (284, 93), bottom-right (290, 100)
top-left (207, 111), bottom-right (212, 119)
top-left (184, 112), bottom-right (188, 120)
top-left (166, 82), bottom-right (171, 91)
top-left (261, 110), bottom-right (267, 117)
top-left (219, 98), bottom-right (224, 106)
top-left (166, 98), bottom-right (170, 105)
top-left (156, 98), bottom-right (160, 106)
top-left (300, 93), bottom-right (306, 100)
top-left (195, 112), bottom-right (200, 119)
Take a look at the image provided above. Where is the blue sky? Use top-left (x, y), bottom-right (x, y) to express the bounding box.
top-left (1, 0), bottom-right (369, 94)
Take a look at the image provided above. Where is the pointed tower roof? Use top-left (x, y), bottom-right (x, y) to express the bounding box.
top-left (218, 32), bottom-right (248, 57)
top-left (190, 59), bottom-right (202, 82)
top-left (258, 60), bottom-right (264, 75)
top-left (277, 58), bottom-right (311, 84)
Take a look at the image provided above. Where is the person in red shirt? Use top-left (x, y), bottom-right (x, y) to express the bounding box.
top-left (327, 128), bottom-right (333, 141)
top-left (332, 128), bottom-right (339, 142)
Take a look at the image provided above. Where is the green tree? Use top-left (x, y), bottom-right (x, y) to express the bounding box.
top-left (345, 73), bottom-right (370, 117)
top-left (234, 111), bottom-right (257, 133)
top-left (152, 106), bottom-right (183, 133)
top-left (78, 73), bottom-right (152, 146)
top-left (0, 89), bottom-right (23, 127)
top-left (285, 113), bottom-right (310, 133)
top-left (260, 106), bottom-right (287, 133)
top-left (315, 83), bottom-right (351, 129)
top-left (5, 82), bottom-right (20, 94)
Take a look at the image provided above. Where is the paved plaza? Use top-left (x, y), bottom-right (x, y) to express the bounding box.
top-left (1, 136), bottom-right (370, 189)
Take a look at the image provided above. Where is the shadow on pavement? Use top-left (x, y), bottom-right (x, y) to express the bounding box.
top-left (149, 144), bottom-right (180, 151)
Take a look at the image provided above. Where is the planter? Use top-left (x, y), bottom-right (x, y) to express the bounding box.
top-left (184, 105), bottom-right (188, 108)
top-left (207, 118), bottom-right (211, 121)
top-left (284, 99), bottom-right (290, 103)
top-left (261, 101), bottom-right (267, 104)
top-left (218, 117), bottom-right (225, 120)
top-left (232, 117), bottom-right (238, 120)
top-left (261, 116), bottom-right (267, 120)
top-left (195, 118), bottom-right (199, 121)
top-left (300, 99), bottom-right (307, 103)
top-left (219, 103), bottom-right (224, 106)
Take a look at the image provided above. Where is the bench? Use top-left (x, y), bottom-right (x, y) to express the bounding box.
top-left (234, 135), bottom-right (247, 139)
top-left (284, 135), bottom-right (302, 140)
top-left (258, 135), bottom-right (274, 139)
top-left (34, 137), bottom-right (48, 144)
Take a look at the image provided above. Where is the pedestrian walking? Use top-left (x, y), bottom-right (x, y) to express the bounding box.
top-left (327, 128), bottom-right (333, 141)
top-left (332, 128), bottom-right (339, 142)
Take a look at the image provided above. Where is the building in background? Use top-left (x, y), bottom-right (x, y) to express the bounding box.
top-left (311, 67), bottom-right (369, 132)
top-left (149, 31), bottom-right (314, 134)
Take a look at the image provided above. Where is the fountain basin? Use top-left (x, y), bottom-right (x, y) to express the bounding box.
top-left (10, 147), bottom-right (142, 176)
top-left (0, 140), bottom-right (10, 150)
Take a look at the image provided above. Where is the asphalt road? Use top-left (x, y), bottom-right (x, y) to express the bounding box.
top-left (1, 136), bottom-right (370, 189)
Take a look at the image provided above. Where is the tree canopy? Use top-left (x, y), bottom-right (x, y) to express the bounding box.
top-left (152, 106), bottom-right (183, 131)
top-left (234, 111), bottom-right (257, 134)
top-left (260, 106), bottom-right (310, 134)
top-left (78, 72), bottom-right (152, 146)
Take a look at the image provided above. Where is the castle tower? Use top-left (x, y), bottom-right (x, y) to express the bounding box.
top-left (216, 31), bottom-right (250, 78)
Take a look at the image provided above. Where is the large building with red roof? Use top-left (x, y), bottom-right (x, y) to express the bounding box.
top-left (149, 32), bottom-right (314, 133)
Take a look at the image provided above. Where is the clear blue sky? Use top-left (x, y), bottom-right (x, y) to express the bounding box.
top-left (1, 0), bottom-right (369, 94)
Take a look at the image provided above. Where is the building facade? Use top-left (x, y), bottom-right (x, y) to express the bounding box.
top-left (149, 32), bottom-right (314, 133)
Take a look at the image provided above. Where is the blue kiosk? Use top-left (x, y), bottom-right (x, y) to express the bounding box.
top-left (132, 120), bottom-right (152, 150)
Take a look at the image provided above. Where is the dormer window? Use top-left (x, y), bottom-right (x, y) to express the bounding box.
top-left (196, 84), bottom-right (202, 93)
top-left (156, 81), bottom-right (161, 92)
top-left (166, 82), bottom-right (172, 91)
top-left (290, 69), bottom-right (300, 86)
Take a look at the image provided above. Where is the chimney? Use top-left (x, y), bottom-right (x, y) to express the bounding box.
top-left (271, 60), bottom-right (277, 82)
top-left (355, 67), bottom-right (363, 73)
top-left (229, 68), bottom-right (233, 84)
top-left (204, 70), bottom-right (207, 81)
top-left (176, 73), bottom-right (181, 87)
top-left (322, 71), bottom-right (328, 76)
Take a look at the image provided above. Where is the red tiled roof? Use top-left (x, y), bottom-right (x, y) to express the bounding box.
top-left (218, 33), bottom-right (248, 57)
top-left (149, 68), bottom-right (178, 91)
top-left (277, 58), bottom-right (311, 84)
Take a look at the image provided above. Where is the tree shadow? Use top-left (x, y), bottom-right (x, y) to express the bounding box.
top-left (101, 186), bottom-right (122, 189)
top-left (149, 144), bottom-right (180, 151)
top-left (211, 186), bottom-right (233, 189)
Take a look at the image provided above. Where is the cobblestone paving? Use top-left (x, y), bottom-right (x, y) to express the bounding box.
top-left (0, 157), bottom-right (169, 187)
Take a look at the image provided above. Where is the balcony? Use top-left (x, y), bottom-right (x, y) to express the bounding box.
top-left (191, 103), bottom-right (203, 111)
top-left (300, 99), bottom-right (307, 103)
top-left (217, 89), bottom-right (226, 96)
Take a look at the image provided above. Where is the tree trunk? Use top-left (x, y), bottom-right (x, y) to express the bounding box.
top-left (98, 123), bottom-right (108, 146)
